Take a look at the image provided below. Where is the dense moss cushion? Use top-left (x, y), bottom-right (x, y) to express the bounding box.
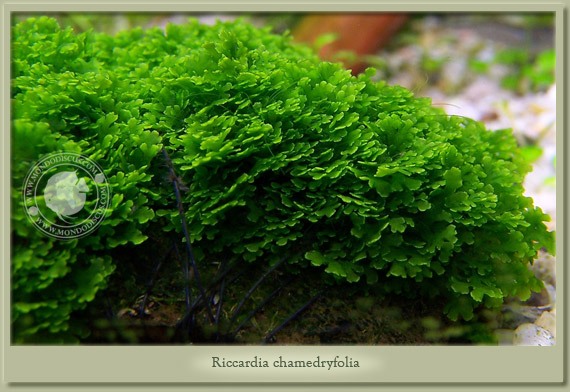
top-left (11, 17), bottom-right (554, 342)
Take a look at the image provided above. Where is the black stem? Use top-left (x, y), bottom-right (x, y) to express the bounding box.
top-left (178, 264), bottom-right (246, 330)
top-left (226, 257), bottom-right (288, 333)
top-left (214, 258), bottom-right (228, 326)
top-left (138, 244), bottom-right (174, 319)
top-left (261, 288), bottom-right (326, 345)
top-left (173, 242), bottom-right (191, 312)
top-left (215, 279), bottom-right (225, 327)
top-left (231, 276), bottom-right (295, 339)
top-left (205, 258), bottom-right (244, 293)
top-left (162, 148), bottom-right (214, 323)
top-left (182, 257), bottom-right (249, 313)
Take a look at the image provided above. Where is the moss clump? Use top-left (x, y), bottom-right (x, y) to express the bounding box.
top-left (11, 17), bottom-right (554, 342)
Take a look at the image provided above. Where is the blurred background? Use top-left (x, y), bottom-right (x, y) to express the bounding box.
top-left (12, 13), bottom-right (556, 345)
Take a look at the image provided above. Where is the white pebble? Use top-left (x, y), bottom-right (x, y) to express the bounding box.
top-left (536, 310), bottom-right (556, 340)
top-left (513, 323), bottom-right (554, 346)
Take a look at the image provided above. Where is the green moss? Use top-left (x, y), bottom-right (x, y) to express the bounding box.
top-left (11, 17), bottom-right (554, 342)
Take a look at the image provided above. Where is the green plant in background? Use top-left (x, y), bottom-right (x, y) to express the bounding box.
top-left (524, 49), bottom-right (556, 90)
top-left (545, 156), bottom-right (556, 187)
top-left (470, 48), bottom-right (555, 94)
top-left (11, 16), bottom-right (554, 342)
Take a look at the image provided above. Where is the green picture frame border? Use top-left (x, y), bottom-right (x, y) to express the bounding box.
top-left (1, 1), bottom-right (567, 390)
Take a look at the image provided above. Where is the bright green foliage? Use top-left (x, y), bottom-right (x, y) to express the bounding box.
top-left (11, 17), bottom-right (160, 342)
top-left (11, 17), bottom-right (554, 342)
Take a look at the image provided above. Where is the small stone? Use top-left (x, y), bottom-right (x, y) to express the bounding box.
top-left (526, 287), bottom-right (550, 307)
top-left (545, 283), bottom-right (556, 305)
top-left (530, 252), bottom-right (556, 286)
top-left (526, 283), bottom-right (556, 307)
top-left (535, 309), bottom-right (556, 340)
top-left (513, 323), bottom-right (554, 346)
